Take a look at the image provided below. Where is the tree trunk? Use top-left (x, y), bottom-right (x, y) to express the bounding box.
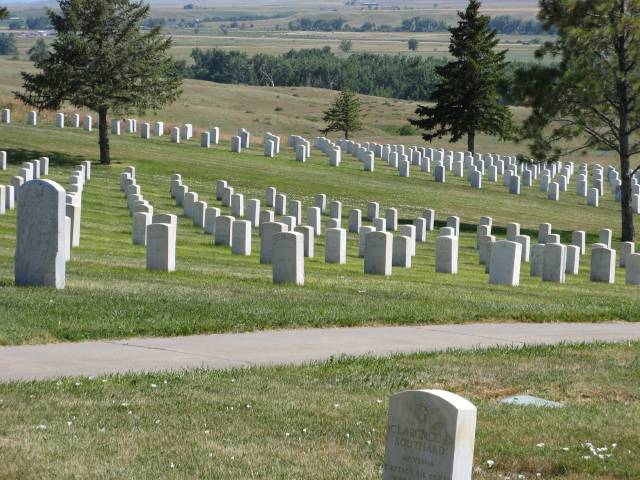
top-left (98, 107), bottom-right (110, 165)
top-left (467, 130), bottom-right (475, 154)
top-left (619, 151), bottom-right (635, 242)
top-left (344, 130), bottom-right (349, 140)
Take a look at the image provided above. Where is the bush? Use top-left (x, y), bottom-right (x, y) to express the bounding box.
top-left (0, 33), bottom-right (18, 55)
top-left (399, 124), bottom-right (417, 136)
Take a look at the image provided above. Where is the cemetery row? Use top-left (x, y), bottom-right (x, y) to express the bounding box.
top-left (5, 108), bottom-right (636, 212)
top-left (119, 167), bottom-right (639, 289)
top-left (4, 150), bottom-right (638, 290)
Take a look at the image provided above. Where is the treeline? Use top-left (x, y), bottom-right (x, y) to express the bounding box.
top-left (184, 47), bottom-right (444, 100)
top-left (181, 47), bottom-right (527, 103)
top-left (7, 16), bottom-right (51, 30)
top-left (286, 15), bottom-right (550, 35)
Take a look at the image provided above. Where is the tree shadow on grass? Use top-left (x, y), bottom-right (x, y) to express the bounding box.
top-left (5, 148), bottom-right (90, 169)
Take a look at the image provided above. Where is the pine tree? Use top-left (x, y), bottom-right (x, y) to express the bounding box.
top-left (0, 7), bottom-right (8, 20)
top-left (15, 0), bottom-right (182, 165)
top-left (409, 0), bottom-right (511, 153)
top-left (27, 38), bottom-right (49, 63)
top-left (321, 90), bottom-right (363, 139)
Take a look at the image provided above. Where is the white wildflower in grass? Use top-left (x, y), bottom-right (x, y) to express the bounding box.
top-left (486, 460), bottom-right (495, 467)
top-left (245, 404), bottom-right (251, 409)
top-left (302, 428), bottom-right (307, 433)
top-left (155, 419), bottom-right (160, 425)
top-left (285, 432), bottom-right (290, 437)
top-left (99, 427), bottom-right (106, 433)
top-left (204, 430), bottom-right (210, 435)
top-left (366, 440), bottom-right (372, 446)
top-left (128, 411), bottom-right (133, 415)
top-left (582, 456), bottom-right (590, 460)
top-left (334, 403), bottom-right (340, 408)
top-left (536, 443), bottom-right (545, 448)
top-left (102, 379), bottom-right (107, 383)
top-left (151, 384), bottom-right (157, 388)
top-left (74, 382), bottom-right (81, 387)
top-left (88, 376), bottom-right (94, 380)
top-left (612, 443), bottom-right (618, 448)
top-left (561, 447), bottom-right (569, 451)
top-left (345, 433), bottom-right (350, 438)
top-left (517, 475), bottom-right (525, 479)
top-left (376, 399), bottom-right (383, 404)
top-left (35, 424), bottom-right (47, 430)
top-left (67, 421), bottom-right (72, 426)
top-left (170, 462), bottom-right (175, 469)
top-left (208, 453), bottom-right (213, 458)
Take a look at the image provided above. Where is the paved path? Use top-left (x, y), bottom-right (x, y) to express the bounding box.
top-left (1, 322), bottom-right (639, 382)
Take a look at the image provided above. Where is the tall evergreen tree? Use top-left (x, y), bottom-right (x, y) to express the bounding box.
top-left (514, 0), bottom-right (640, 242)
top-left (321, 90), bottom-right (363, 139)
top-left (409, 0), bottom-right (512, 153)
top-left (0, 7), bottom-right (8, 20)
top-left (15, 0), bottom-right (182, 165)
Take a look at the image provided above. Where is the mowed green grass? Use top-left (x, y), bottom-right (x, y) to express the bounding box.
top-left (0, 343), bottom-right (638, 479)
top-left (0, 118), bottom-right (637, 346)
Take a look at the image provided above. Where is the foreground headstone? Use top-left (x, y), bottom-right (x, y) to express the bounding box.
top-left (572, 230), bottom-right (586, 254)
top-left (436, 234), bottom-right (458, 273)
top-left (272, 231), bottom-right (304, 285)
top-left (348, 209), bottom-right (362, 233)
top-left (260, 222), bottom-right (287, 264)
top-left (294, 225), bottom-right (314, 258)
top-left (204, 207), bottom-right (220, 235)
top-left (383, 389), bottom-right (476, 480)
top-left (231, 220), bottom-right (252, 256)
top-left (543, 243), bottom-right (566, 283)
top-left (364, 231), bottom-right (392, 275)
top-left (626, 253), bottom-right (640, 285)
top-left (591, 246), bottom-right (616, 283)
top-left (214, 215), bottom-right (235, 246)
top-left (620, 241), bottom-right (635, 268)
top-left (146, 223), bottom-right (176, 272)
top-left (530, 244), bottom-right (545, 277)
top-left (489, 240), bottom-right (522, 286)
top-left (392, 235), bottom-right (412, 268)
top-left (15, 180), bottom-right (66, 289)
top-left (307, 207), bottom-right (322, 236)
top-left (565, 245), bottom-right (580, 274)
top-left (325, 228), bottom-right (347, 264)
top-left (133, 212), bottom-right (152, 245)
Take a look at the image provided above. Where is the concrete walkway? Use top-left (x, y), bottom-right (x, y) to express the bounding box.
top-left (1, 322), bottom-right (639, 382)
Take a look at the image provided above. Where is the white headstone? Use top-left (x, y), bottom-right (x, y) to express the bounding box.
top-left (272, 232), bottom-right (304, 285)
top-left (15, 180), bottom-right (66, 289)
top-left (383, 390), bottom-right (476, 480)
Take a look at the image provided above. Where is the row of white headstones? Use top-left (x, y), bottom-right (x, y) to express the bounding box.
top-left (11, 107), bottom-right (638, 212)
top-left (118, 168), bottom-right (639, 287)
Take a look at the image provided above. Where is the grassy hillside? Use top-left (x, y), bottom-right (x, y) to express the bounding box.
top-left (0, 58), bottom-right (617, 165)
top-left (0, 111), bottom-right (636, 345)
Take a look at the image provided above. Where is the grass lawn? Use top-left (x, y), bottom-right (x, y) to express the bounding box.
top-left (0, 342), bottom-right (638, 479)
top-left (0, 119), bottom-right (637, 346)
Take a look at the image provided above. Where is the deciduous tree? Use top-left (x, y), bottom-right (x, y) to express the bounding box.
top-left (514, 0), bottom-right (640, 242)
top-left (16, 0), bottom-right (182, 165)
